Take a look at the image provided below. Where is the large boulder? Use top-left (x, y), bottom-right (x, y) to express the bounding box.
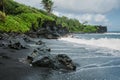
top-left (26, 53), bottom-right (76, 70)
top-left (32, 56), bottom-right (55, 68)
top-left (28, 44), bottom-right (51, 59)
top-left (56, 54), bottom-right (76, 70)
top-left (8, 38), bottom-right (28, 50)
top-left (1, 37), bottom-right (28, 50)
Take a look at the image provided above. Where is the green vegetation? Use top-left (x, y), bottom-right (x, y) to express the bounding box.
top-left (0, 11), bottom-right (6, 22)
top-left (55, 16), bottom-right (83, 32)
top-left (0, 0), bottom-right (98, 33)
top-left (83, 25), bottom-right (97, 33)
top-left (0, 0), bottom-right (54, 32)
top-left (0, 15), bottom-right (29, 32)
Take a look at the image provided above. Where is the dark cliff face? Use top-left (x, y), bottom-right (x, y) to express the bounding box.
top-left (96, 26), bottom-right (107, 33)
top-left (26, 20), bottom-right (70, 39)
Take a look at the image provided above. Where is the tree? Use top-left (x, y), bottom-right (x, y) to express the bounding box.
top-left (0, 0), bottom-right (6, 12)
top-left (0, 0), bottom-right (4, 12)
top-left (82, 21), bottom-right (88, 25)
top-left (41, 0), bottom-right (54, 13)
top-left (0, 0), bottom-right (7, 22)
top-left (0, 11), bottom-right (6, 22)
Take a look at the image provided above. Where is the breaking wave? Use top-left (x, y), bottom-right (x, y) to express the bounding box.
top-left (59, 37), bottom-right (120, 51)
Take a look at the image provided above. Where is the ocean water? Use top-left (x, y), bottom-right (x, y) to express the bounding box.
top-left (60, 32), bottom-right (120, 54)
top-left (40, 32), bottom-right (120, 80)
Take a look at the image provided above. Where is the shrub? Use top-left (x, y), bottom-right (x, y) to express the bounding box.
top-left (0, 16), bottom-right (29, 33)
top-left (83, 25), bottom-right (97, 33)
top-left (0, 11), bottom-right (6, 22)
top-left (17, 13), bottom-right (54, 28)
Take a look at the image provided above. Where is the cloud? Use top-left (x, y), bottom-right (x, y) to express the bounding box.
top-left (15, 0), bottom-right (120, 14)
top-left (15, 0), bottom-right (116, 26)
top-left (80, 14), bottom-right (93, 22)
top-left (53, 11), bottom-right (108, 24)
top-left (53, 0), bottom-right (120, 14)
top-left (14, 0), bottom-right (42, 9)
top-left (94, 14), bottom-right (108, 22)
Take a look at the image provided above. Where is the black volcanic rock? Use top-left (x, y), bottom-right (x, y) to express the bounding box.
top-left (8, 38), bottom-right (28, 50)
top-left (96, 25), bottom-right (107, 33)
top-left (32, 56), bottom-right (55, 68)
top-left (0, 33), bottom-right (9, 40)
top-left (0, 37), bottom-right (28, 50)
top-left (26, 20), bottom-right (69, 39)
top-left (56, 54), bottom-right (76, 70)
top-left (27, 53), bottom-right (76, 70)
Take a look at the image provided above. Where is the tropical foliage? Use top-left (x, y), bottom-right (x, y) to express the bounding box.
top-left (41, 0), bottom-right (54, 13)
top-left (0, 11), bottom-right (6, 22)
top-left (55, 16), bottom-right (83, 32)
top-left (0, 0), bottom-right (98, 33)
top-left (0, 0), bottom-right (54, 32)
top-left (83, 25), bottom-right (97, 33)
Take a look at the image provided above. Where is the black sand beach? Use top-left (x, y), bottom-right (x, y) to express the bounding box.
top-left (1, 34), bottom-right (120, 80)
top-left (0, 33), bottom-right (75, 80)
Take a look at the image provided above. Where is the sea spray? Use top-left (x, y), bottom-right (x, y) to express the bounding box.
top-left (59, 37), bottom-right (120, 51)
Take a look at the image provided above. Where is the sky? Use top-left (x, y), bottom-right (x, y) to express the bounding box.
top-left (15, 0), bottom-right (120, 31)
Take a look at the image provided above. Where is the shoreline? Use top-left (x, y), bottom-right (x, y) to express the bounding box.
top-left (0, 32), bottom-right (76, 80)
top-left (1, 32), bottom-right (120, 80)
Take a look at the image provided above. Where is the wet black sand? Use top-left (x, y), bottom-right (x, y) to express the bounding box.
top-left (1, 38), bottom-right (120, 80)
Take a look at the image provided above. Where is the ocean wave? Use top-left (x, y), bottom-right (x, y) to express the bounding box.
top-left (104, 33), bottom-right (120, 35)
top-left (59, 37), bottom-right (120, 51)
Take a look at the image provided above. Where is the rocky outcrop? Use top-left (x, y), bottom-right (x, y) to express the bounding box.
top-left (0, 32), bottom-right (76, 71)
top-left (32, 56), bottom-right (55, 68)
top-left (56, 54), bottom-right (76, 70)
top-left (96, 25), bottom-right (107, 33)
top-left (26, 20), bottom-right (69, 39)
top-left (0, 37), bottom-right (28, 50)
top-left (0, 33), bottom-right (9, 40)
top-left (27, 54), bottom-right (76, 70)
top-left (0, 33), bottom-right (33, 49)
top-left (9, 38), bottom-right (28, 49)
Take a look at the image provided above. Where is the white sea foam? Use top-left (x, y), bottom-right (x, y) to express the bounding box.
top-left (104, 33), bottom-right (120, 35)
top-left (59, 37), bottom-right (120, 51)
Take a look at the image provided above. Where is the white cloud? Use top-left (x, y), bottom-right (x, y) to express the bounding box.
top-left (94, 14), bottom-right (108, 22)
top-left (15, 0), bottom-right (117, 26)
top-left (80, 14), bottom-right (93, 22)
top-left (14, 0), bottom-right (118, 22)
top-left (53, 11), bottom-right (108, 24)
top-left (14, 0), bottom-right (42, 9)
top-left (15, 0), bottom-right (120, 14)
top-left (53, 0), bottom-right (120, 14)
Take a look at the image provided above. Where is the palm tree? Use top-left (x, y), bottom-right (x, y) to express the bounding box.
top-left (41, 0), bottom-right (54, 13)
top-left (0, 0), bottom-right (6, 12)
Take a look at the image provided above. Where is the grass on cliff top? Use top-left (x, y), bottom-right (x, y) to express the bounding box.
top-left (0, 13), bottom-right (54, 33)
